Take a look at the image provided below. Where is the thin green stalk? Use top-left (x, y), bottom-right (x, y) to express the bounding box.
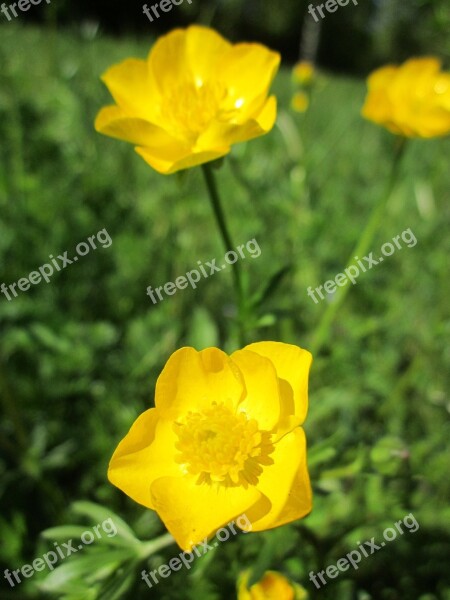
top-left (310, 137), bottom-right (407, 356)
top-left (139, 532), bottom-right (176, 560)
top-left (201, 163), bottom-right (246, 344)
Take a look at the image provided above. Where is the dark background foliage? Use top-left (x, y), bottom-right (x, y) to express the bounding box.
top-left (24, 0), bottom-right (450, 70)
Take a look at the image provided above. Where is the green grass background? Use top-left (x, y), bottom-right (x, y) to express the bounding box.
top-left (0, 23), bottom-right (449, 600)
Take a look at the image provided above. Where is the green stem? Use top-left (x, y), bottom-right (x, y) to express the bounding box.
top-left (310, 137), bottom-right (407, 356)
top-left (139, 532), bottom-right (175, 560)
top-left (201, 163), bottom-right (246, 344)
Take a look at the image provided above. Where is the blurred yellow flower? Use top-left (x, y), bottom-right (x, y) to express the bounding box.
top-left (108, 342), bottom-right (312, 550)
top-left (95, 25), bottom-right (280, 174)
top-left (291, 92), bottom-right (310, 113)
top-left (292, 61), bottom-right (314, 86)
top-left (362, 57), bottom-right (450, 138)
top-left (238, 570), bottom-right (309, 600)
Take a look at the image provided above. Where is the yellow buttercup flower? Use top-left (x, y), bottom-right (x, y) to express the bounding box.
top-left (238, 570), bottom-right (308, 600)
top-left (108, 342), bottom-right (312, 550)
top-left (95, 25), bottom-right (280, 174)
top-left (291, 92), bottom-right (310, 113)
top-left (362, 57), bottom-right (450, 138)
top-left (292, 61), bottom-right (314, 86)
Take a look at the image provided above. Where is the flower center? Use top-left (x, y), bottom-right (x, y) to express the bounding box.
top-left (160, 79), bottom-right (238, 143)
top-left (174, 402), bottom-right (274, 487)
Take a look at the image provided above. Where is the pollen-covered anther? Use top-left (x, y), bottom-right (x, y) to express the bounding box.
top-left (160, 80), bottom-right (229, 142)
top-left (174, 402), bottom-right (274, 487)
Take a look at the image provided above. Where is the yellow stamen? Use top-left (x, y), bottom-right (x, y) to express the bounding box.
top-left (174, 402), bottom-right (274, 487)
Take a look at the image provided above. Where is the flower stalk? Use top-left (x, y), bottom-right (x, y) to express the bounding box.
top-left (139, 532), bottom-right (175, 560)
top-left (201, 163), bottom-right (247, 344)
top-left (310, 137), bottom-right (407, 356)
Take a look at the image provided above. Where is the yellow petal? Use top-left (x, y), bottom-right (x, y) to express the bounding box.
top-left (255, 95), bottom-right (278, 131)
top-left (96, 27), bottom-right (280, 172)
top-left (108, 410), bottom-right (181, 509)
top-left (100, 58), bottom-right (159, 121)
top-left (217, 43), bottom-right (280, 109)
top-left (238, 570), bottom-right (308, 600)
top-left (237, 570), bottom-right (253, 600)
top-left (362, 67), bottom-right (396, 122)
top-left (230, 349), bottom-right (281, 430)
top-left (154, 347), bottom-right (245, 418)
top-left (362, 56), bottom-right (450, 137)
top-left (434, 74), bottom-right (450, 109)
top-left (244, 342), bottom-right (312, 424)
top-left (135, 144), bottom-right (230, 175)
top-left (252, 428), bottom-right (312, 531)
top-left (95, 105), bottom-right (183, 149)
top-left (252, 571), bottom-right (298, 600)
top-left (197, 96), bottom-right (277, 152)
top-left (400, 56), bottom-right (441, 79)
top-left (185, 25), bottom-right (232, 81)
top-left (366, 65), bottom-right (398, 91)
top-left (150, 475), bottom-right (262, 550)
top-left (148, 26), bottom-right (230, 94)
top-left (405, 106), bottom-right (450, 137)
top-left (361, 91), bottom-right (392, 125)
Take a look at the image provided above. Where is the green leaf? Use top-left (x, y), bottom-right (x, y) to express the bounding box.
top-left (308, 432), bottom-right (341, 469)
top-left (29, 322), bottom-right (71, 353)
top-left (370, 436), bottom-right (408, 476)
top-left (41, 440), bottom-right (76, 470)
top-left (320, 450), bottom-right (365, 480)
top-left (41, 526), bottom-right (92, 541)
top-left (97, 566), bottom-right (137, 600)
top-left (38, 550), bottom-right (134, 592)
top-left (255, 313), bottom-right (277, 328)
top-left (70, 501), bottom-right (139, 545)
top-left (46, 580), bottom-right (98, 600)
top-left (308, 445), bottom-right (336, 469)
top-left (250, 265), bottom-right (292, 308)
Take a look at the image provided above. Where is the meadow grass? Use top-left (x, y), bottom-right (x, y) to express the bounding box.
top-left (0, 23), bottom-right (449, 599)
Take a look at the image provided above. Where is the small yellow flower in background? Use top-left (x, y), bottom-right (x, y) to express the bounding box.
top-left (95, 25), bottom-right (280, 174)
top-left (292, 61), bottom-right (315, 86)
top-left (108, 342), bottom-right (312, 550)
top-left (362, 57), bottom-right (450, 138)
top-left (291, 92), bottom-right (310, 113)
top-left (290, 61), bottom-right (314, 113)
top-left (238, 570), bottom-right (309, 600)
